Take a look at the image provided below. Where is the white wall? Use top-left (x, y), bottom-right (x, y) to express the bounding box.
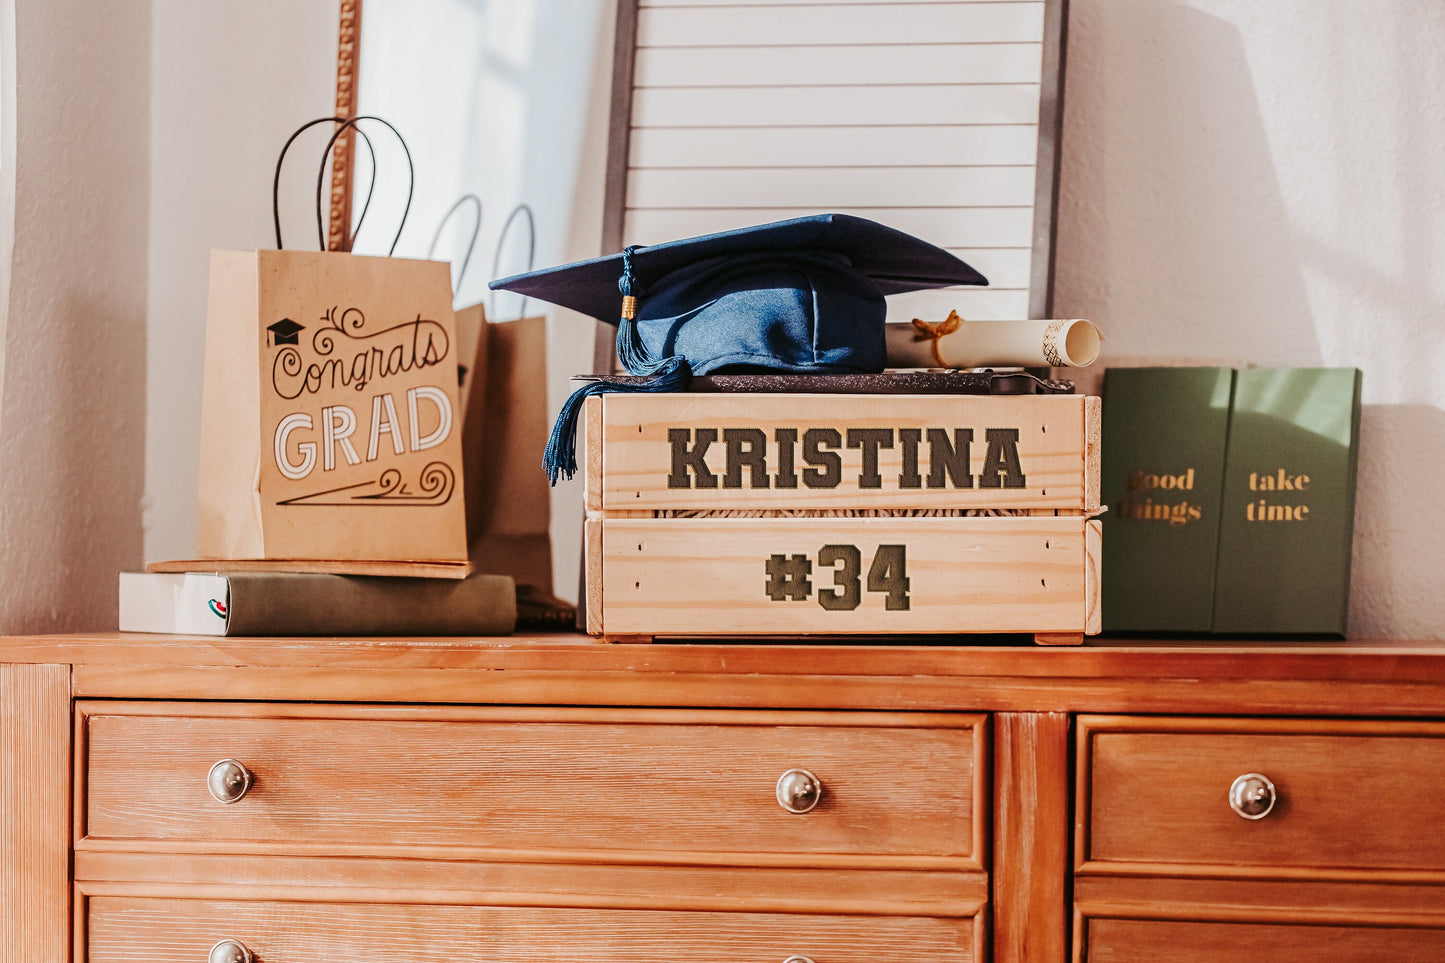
top-left (1055, 0), bottom-right (1445, 638)
top-left (0, 0), bottom-right (149, 633)
top-left (143, 1), bottom-right (341, 567)
top-left (355, 0), bottom-right (612, 603)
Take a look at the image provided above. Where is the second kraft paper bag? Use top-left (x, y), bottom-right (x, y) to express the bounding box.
top-left (197, 248), bottom-right (468, 566)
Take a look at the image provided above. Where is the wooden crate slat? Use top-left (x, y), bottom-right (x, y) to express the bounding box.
top-left (599, 515), bottom-right (1091, 635)
top-left (597, 393), bottom-right (1092, 512)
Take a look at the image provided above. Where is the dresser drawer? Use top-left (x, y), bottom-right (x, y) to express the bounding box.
top-left (1077, 716), bottom-right (1445, 875)
top-left (1083, 917), bottom-right (1445, 962)
top-left (84, 897), bottom-right (981, 962)
top-left (79, 703), bottom-right (985, 861)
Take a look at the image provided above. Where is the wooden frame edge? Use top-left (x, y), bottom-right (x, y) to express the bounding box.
top-left (0, 664), bottom-right (71, 962)
top-left (1075, 860), bottom-right (1445, 886)
top-left (1029, 0), bottom-right (1069, 319)
top-left (1085, 518), bottom-right (1102, 635)
top-left (1073, 714), bottom-right (1095, 874)
top-left (328, 0), bottom-right (363, 253)
top-left (585, 395), bottom-right (604, 514)
top-left (1084, 394), bottom-right (1101, 511)
top-left (593, 0), bottom-right (640, 376)
top-left (586, 515), bottom-right (604, 635)
top-left (1074, 899), bottom-right (1445, 930)
top-left (974, 714), bottom-right (992, 875)
top-left (73, 888), bottom-right (87, 963)
top-left (72, 702), bottom-right (88, 847)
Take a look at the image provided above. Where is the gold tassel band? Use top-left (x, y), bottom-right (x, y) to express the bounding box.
top-left (621, 295), bottom-right (638, 321)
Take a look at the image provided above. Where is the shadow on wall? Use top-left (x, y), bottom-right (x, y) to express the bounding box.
top-left (1054, 1), bottom-right (1321, 366)
top-left (1348, 404), bottom-right (1445, 639)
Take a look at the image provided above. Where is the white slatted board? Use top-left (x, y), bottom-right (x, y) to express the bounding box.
top-left (617, 0), bottom-right (1052, 326)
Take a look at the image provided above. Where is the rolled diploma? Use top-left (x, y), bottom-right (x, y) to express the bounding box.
top-left (885, 318), bottom-right (1102, 369)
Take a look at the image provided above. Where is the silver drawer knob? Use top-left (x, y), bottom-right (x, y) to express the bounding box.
top-left (208, 939), bottom-right (254, 963)
top-left (207, 759), bottom-right (253, 804)
top-left (1229, 772), bottom-right (1277, 820)
top-left (783, 957), bottom-right (816, 963)
top-left (776, 768), bottom-right (822, 814)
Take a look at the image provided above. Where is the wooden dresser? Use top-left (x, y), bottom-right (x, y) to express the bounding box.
top-left (3, 634), bottom-right (1445, 962)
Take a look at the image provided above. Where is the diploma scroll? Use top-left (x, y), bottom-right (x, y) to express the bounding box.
top-left (887, 312), bottom-right (1102, 369)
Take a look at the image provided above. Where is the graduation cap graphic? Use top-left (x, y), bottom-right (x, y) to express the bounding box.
top-left (489, 212), bottom-right (988, 483)
top-left (267, 318), bottom-right (305, 347)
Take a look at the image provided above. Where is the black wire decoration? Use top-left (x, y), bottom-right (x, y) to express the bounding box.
top-left (427, 194), bottom-right (483, 295)
top-left (316, 115), bottom-right (416, 257)
top-left (272, 116), bottom-right (379, 251)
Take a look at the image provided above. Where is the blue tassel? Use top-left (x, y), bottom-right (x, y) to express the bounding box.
top-left (617, 245), bottom-right (672, 375)
top-left (543, 244), bottom-right (698, 485)
top-left (542, 359), bottom-right (692, 485)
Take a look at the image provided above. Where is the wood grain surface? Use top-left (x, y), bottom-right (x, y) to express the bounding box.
top-left (1075, 874), bottom-right (1445, 923)
top-left (81, 703), bottom-right (983, 862)
top-left (41, 638), bottom-right (1445, 718)
top-left (76, 852), bottom-right (986, 916)
top-left (1082, 917), bottom-right (1445, 962)
top-left (86, 897), bottom-right (982, 963)
top-left (993, 712), bottom-right (1069, 963)
top-left (599, 516), bottom-right (1093, 635)
top-left (596, 393), bottom-right (1096, 512)
top-left (1078, 716), bottom-right (1445, 875)
top-left (0, 663), bottom-right (69, 963)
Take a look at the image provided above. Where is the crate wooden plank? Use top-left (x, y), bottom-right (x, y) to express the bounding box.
top-left (637, 4), bottom-right (1045, 47)
top-left (597, 393), bottom-right (1094, 512)
top-left (1085, 518), bottom-right (1102, 636)
top-left (634, 43), bottom-right (1043, 89)
top-left (598, 516), bottom-right (1091, 635)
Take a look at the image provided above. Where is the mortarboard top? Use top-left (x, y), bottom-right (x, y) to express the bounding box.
top-left (489, 213), bottom-right (988, 483)
top-left (489, 213), bottom-right (986, 325)
top-left (266, 318), bottom-right (305, 346)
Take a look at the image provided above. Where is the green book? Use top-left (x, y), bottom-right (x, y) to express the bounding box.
top-left (1212, 368), bottom-right (1362, 637)
top-left (1100, 367), bottom-right (1234, 633)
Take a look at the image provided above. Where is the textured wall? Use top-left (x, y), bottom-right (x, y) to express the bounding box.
top-left (1054, 0), bottom-right (1445, 638)
top-left (0, 0), bottom-right (150, 632)
top-left (143, 0), bottom-right (341, 569)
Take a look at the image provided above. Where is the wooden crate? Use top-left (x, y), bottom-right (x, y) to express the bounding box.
top-left (583, 393), bottom-right (1101, 644)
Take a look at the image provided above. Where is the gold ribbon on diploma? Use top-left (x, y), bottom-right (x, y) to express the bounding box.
top-left (910, 310), bottom-right (964, 368)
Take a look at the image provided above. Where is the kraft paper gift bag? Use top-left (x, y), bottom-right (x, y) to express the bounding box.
top-left (428, 198), bottom-right (554, 594)
top-left (457, 204), bottom-right (554, 595)
top-left (196, 117), bottom-right (468, 567)
top-left (467, 313), bottom-right (553, 595)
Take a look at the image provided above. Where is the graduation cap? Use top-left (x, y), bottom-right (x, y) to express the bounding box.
top-left (489, 213), bottom-right (987, 483)
top-left (267, 318), bottom-right (305, 347)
